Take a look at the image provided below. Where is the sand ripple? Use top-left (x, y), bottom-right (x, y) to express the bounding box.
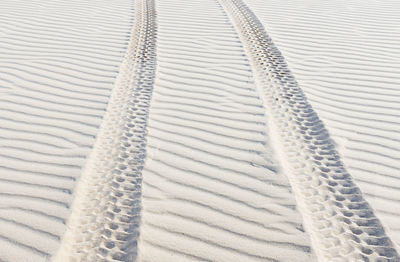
top-left (137, 0), bottom-right (315, 261)
top-left (0, 0), bottom-right (132, 261)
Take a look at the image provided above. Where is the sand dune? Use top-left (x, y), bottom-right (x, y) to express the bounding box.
top-left (244, 0), bottom-right (400, 248)
top-left (0, 0), bottom-right (132, 261)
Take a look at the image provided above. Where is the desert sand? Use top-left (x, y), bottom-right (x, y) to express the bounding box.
top-left (0, 0), bottom-right (399, 261)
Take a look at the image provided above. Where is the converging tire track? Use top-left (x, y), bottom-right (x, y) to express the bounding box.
top-left (218, 0), bottom-right (400, 260)
top-left (53, 0), bottom-right (156, 261)
top-left (3, 0), bottom-right (398, 261)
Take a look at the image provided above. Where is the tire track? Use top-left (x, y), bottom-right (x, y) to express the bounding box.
top-left (218, 0), bottom-right (400, 260)
top-left (0, 0), bottom-right (132, 261)
top-left (53, 0), bottom-right (156, 261)
top-left (137, 0), bottom-right (315, 261)
top-left (242, 0), bottom-right (400, 247)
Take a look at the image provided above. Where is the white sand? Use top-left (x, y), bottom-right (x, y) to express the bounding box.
top-left (54, 0), bottom-right (156, 260)
top-left (244, 0), bottom-right (400, 248)
top-left (0, 0), bottom-right (132, 261)
top-left (137, 0), bottom-right (314, 261)
top-left (0, 0), bottom-right (399, 261)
